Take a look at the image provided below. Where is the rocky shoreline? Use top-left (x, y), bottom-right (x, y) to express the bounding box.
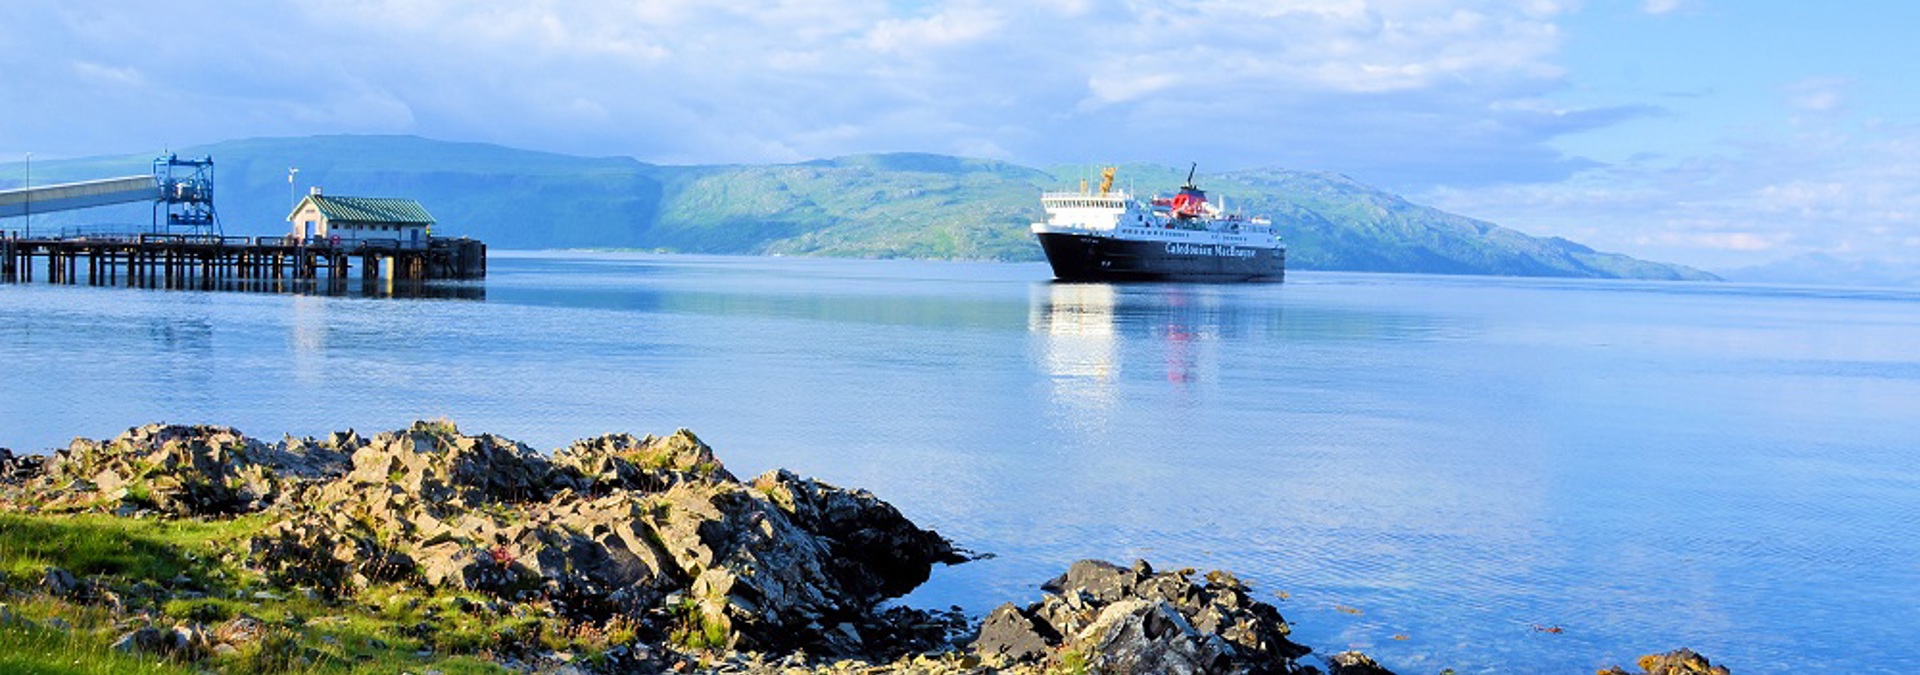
top-left (0, 422), bottom-right (1732, 674)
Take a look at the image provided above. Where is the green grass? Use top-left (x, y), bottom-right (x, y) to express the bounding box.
top-left (0, 513), bottom-right (534, 674)
top-left (1049, 647), bottom-right (1090, 675)
top-left (0, 621), bottom-right (198, 675)
top-left (0, 512), bottom-right (270, 586)
top-left (667, 598), bottom-right (729, 652)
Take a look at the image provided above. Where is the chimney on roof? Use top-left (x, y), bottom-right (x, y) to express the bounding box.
top-left (310, 186), bottom-right (322, 196)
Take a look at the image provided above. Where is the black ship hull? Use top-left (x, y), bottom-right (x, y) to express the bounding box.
top-left (1036, 232), bottom-right (1285, 282)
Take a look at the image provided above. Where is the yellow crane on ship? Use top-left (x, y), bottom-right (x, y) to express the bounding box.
top-left (1078, 167), bottom-right (1120, 196)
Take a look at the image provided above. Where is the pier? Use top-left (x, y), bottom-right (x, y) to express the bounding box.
top-left (0, 233), bottom-right (486, 288)
top-left (2, 153), bottom-right (486, 291)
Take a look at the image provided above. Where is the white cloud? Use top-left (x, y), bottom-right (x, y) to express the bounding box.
top-left (1786, 77), bottom-right (1850, 113)
top-left (1083, 72), bottom-right (1181, 106)
top-left (1032, 0), bottom-right (1095, 17)
top-left (1076, 1), bottom-right (1569, 97)
top-left (864, 5), bottom-right (1003, 54)
top-left (27, 0), bottom-right (1915, 276)
top-left (1, 0), bottom-right (1599, 186)
top-left (71, 61), bottom-right (144, 88)
top-left (1642, 0), bottom-right (1685, 15)
top-left (1634, 231), bottom-right (1786, 253)
top-left (1427, 120), bottom-right (1920, 270)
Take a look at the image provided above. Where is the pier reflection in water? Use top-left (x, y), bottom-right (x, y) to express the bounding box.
top-left (154, 276), bottom-right (486, 301)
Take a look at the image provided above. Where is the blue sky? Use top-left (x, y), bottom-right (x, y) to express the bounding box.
top-left (2, 0), bottom-right (1916, 271)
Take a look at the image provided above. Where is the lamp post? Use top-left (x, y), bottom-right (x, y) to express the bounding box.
top-left (288, 167), bottom-right (300, 240)
top-left (22, 152), bottom-right (30, 239)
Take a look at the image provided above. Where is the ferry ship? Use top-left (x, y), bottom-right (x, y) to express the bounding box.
top-left (1030, 166), bottom-right (1284, 282)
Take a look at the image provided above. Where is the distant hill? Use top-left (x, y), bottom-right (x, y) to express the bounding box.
top-left (643, 153), bottom-right (1050, 259)
top-left (189, 136), bottom-right (662, 250)
top-left (1722, 253), bottom-right (1920, 288)
top-left (3, 135), bottom-right (1713, 280)
top-left (1067, 163), bottom-right (1714, 280)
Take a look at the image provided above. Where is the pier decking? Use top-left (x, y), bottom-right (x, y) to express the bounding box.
top-left (1, 233), bottom-right (485, 288)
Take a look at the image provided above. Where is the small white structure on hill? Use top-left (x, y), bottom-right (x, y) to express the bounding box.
top-left (287, 187), bottom-right (435, 248)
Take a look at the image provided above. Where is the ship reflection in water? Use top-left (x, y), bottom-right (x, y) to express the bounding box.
top-left (1030, 283), bottom-right (1120, 433)
top-left (1029, 282), bottom-right (1235, 432)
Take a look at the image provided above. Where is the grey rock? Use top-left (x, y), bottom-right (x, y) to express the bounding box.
top-left (1328, 650), bottom-right (1397, 675)
top-left (110, 626), bottom-right (166, 654)
top-left (95, 589), bottom-right (124, 614)
top-left (1600, 648), bottom-right (1732, 675)
top-left (214, 615), bottom-right (266, 645)
top-left (1042, 559), bottom-right (1142, 605)
top-left (0, 447), bottom-right (44, 482)
top-left (553, 429), bottom-right (737, 493)
top-left (241, 422), bottom-right (964, 658)
top-left (0, 605), bottom-right (35, 631)
top-left (15, 420), bottom-right (971, 662)
top-left (26, 423), bottom-right (352, 516)
top-left (1084, 599), bottom-right (1232, 675)
top-left (974, 603), bottom-right (1055, 664)
top-left (752, 469), bottom-right (966, 599)
top-left (39, 567), bottom-right (81, 597)
top-left (168, 622), bottom-right (212, 660)
top-left (971, 559), bottom-right (1312, 675)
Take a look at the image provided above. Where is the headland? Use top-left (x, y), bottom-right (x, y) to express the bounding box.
top-left (0, 422), bottom-right (1730, 674)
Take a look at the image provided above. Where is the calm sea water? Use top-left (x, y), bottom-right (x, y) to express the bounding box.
top-left (3, 251), bottom-right (1916, 673)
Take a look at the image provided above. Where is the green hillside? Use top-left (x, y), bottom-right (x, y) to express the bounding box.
top-left (1, 135), bottom-right (1713, 280)
top-left (647, 154), bottom-right (1048, 260)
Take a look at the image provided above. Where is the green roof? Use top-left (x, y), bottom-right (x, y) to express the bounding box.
top-left (293, 195), bottom-right (436, 224)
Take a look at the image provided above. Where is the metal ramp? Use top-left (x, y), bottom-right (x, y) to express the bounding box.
top-left (0, 176), bottom-right (161, 218)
